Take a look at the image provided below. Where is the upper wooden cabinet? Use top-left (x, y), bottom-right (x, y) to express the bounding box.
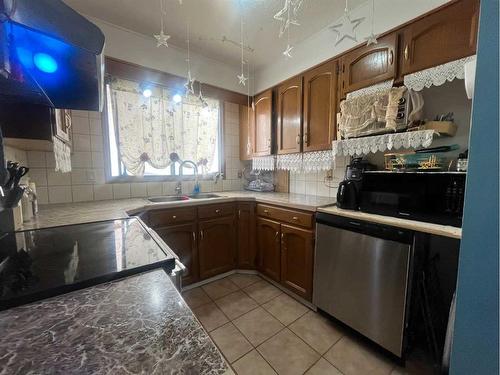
top-left (303, 60), bottom-right (338, 151)
top-left (277, 76), bottom-right (303, 154)
top-left (401, 0), bottom-right (479, 75)
top-left (253, 89), bottom-right (273, 156)
top-left (341, 33), bottom-right (398, 96)
top-left (239, 105), bottom-right (254, 161)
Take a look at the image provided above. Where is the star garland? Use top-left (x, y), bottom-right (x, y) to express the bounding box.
top-left (364, 0), bottom-right (379, 46)
top-left (184, 23), bottom-right (195, 96)
top-left (274, 0), bottom-right (303, 59)
top-left (237, 12), bottom-right (248, 86)
top-left (330, 0), bottom-right (365, 46)
top-left (153, 0), bottom-right (170, 47)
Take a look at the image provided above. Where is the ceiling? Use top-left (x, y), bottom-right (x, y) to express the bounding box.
top-left (63, 0), bottom-right (365, 70)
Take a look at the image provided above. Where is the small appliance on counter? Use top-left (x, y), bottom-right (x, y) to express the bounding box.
top-left (243, 168), bottom-right (274, 192)
top-left (359, 171), bottom-right (466, 227)
top-left (336, 158), bottom-right (376, 210)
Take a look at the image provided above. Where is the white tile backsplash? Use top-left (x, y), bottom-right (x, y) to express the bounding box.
top-left (36, 186), bottom-right (49, 204)
top-left (130, 183), bottom-right (148, 198)
top-left (73, 134), bottom-right (91, 152)
top-left (71, 152), bottom-right (92, 168)
top-left (28, 168), bottom-right (48, 187)
top-left (48, 186), bottom-right (73, 204)
top-left (47, 170), bottom-right (71, 186)
top-left (112, 183), bottom-right (131, 199)
top-left (27, 151), bottom-right (46, 168)
top-left (89, 118), bottom-right (102, 135)
top-left (72, 185), bottom-right (94, 202)
top-left (93, 184), bottom-right (113, 201)
top-left (90, 135), bottom-right (103, 152)
top-left (72, 116), bottom-right (90, 135)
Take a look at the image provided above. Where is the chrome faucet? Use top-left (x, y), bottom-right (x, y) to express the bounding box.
top-left (179, 160), bottom-right (200, 195)
top-left (175, 181), bottom-right (182, 195)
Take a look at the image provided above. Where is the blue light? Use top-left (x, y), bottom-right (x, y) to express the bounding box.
top-left (173, 94), bottom-right (182, 103)
top-left (33, 53), bottom-right (58, 73)
top-left (142, 88), bottom-right (152, 98)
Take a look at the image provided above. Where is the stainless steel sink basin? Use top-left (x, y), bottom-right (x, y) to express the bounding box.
top-left (148, 196), bottom-right (190, 203)
top-left (187, 193), bottom-right (222, 199)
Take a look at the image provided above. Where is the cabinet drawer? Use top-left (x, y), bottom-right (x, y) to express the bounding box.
top-left (198, 203), bottom-right (236, 219)
top-left (257, 204), bottom-right (313, 228)
top-left (148, 207), bottom-right (197, 227)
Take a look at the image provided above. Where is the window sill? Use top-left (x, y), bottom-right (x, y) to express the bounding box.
top-left (105, 174), bottom-right (222, 184)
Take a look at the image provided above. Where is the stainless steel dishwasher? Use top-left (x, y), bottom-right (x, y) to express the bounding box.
top-left (313, 212), bottom-right (414, 357)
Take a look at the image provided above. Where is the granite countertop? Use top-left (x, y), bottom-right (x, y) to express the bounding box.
top-left (318, 205), bottom-right (462, 239)
top-left (22, 191), bottom-right (336, 230)
top-left (0, 269), bottom-right (230, 374)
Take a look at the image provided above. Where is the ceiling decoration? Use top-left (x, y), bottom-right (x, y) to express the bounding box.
top-left (274, 0), bottom-right (304, 59)
top-left (184, 23), bottom-right (195, 95)
top-left (153, 0), bottom-right (171, 47)
top-left (364, 0), bottom-right (378, 46)
top-left (237, 11), bottom-right (248, 86)
top-left (330, 0), bottom-right (365, 46)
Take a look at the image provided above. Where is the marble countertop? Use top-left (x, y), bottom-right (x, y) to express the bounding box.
top-left (318, 206), bottom-right (462, 239)
top-left (0, 269), bottom-right (230, 374)
top-left (22, 191), bottom-right (336, 230)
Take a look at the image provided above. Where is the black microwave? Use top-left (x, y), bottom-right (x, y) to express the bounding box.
top-left (358, 172), bottom-right (466, 227)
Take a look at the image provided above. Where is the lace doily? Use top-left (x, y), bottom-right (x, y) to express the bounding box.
top-left (302, 151), bottom-right (333, 172)
top-left (53, 137), bottom-right (72, 173)
top-left (277, 153), bottom-right (302, 172)
top-left (252, 155), bottom-right (276, 171)
top-left (332, 130), bottom-right (438, 157)
top-left (346, 79), bottom-right (394, 100)
top-left (404, 55), bottom-right (476, 91)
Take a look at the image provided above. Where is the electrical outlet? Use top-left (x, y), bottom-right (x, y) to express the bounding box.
top-left (86, 170), bottom-right (96, 183)
top-left (325, 169), bottom-right (333, 181)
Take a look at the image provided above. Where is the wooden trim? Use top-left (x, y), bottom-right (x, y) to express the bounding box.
top-left (105, 56), bottom-right (248, 105)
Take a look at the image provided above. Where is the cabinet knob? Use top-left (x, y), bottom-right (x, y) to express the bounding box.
top-left (404, 45), bottom-right (409, 60)
top-left (264, 209), bottom-right (269, 214)
top-left (172, 215), bottom-right (177, 219)
top-left (275, 231), bottom-right (279, 241)
top-left (292, 216), bottom-right (299, 221)
top-left (296, 135), bottom-right (301, 144)
top-left (304, 133), bottom-right (309, 145)
top-left (215, 209), bottom-right (221, 214)
top-left (200, 230), bottom-right (204, 240)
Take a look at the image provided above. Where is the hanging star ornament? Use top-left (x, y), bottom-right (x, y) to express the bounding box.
top-left (330, 12), bottom-right (365, 46)
top-left (274, 0), bottom-right (303, 37)
top-left (184, 71), bottom-right (195, 95)
top-left (154, 30), bottom-right (170, 47)
top-left (283, 44), bottom-right (293, 59)
top-left (237, 72), bottom-right (248, 86)
top-left (365, 32), bottom-right (379, 46)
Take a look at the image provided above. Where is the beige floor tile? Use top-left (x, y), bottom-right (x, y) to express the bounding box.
top-left (193, 302), bottom-right (229, 332)
top-left (202, 278), bottom-right (239, 300)
top-left (289, 311), bottom-right (343, 354)
top-left (210, 322), bottom-right (253, 363)
top-left (306, 358), bottom-right (342, 375)
top-left (229, 273), bottom-right (262, 288)
top-left (233, 349), bottom-right (278, 375)
top-left (258, 329), bottom-right (320, 375)
top-left (243, 280), bottom-right (282, 304)
top-left (233, 307), bottom-right (284, 346)
top-left (324, 336), bottom-right (394, 375)
top-left (182, 287), bottom-right (212, 309)
top-left (215, 291), bottom-right (259, 320)
top-left (262, 293), bottom-right (309, 326)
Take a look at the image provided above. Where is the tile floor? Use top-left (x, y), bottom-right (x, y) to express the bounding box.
top-left (182, 274), bottom-right (434, 375)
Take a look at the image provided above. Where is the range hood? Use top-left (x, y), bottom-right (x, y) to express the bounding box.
top-left (0, 0), bottom-right (105, 111)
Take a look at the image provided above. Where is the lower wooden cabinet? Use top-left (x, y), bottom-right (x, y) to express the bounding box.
top-left (198, 215), bottom-right (237, 279)
top-left (256, 208), bottom-right (315, 301)
top-left (281, 224), bottom-right (314, 300)
top-left (237, 203), bottom-right (257, 269)
top-left (257, 217), bottom-right (282, 282)
top-left (155, 222), bottom-right (198, 285)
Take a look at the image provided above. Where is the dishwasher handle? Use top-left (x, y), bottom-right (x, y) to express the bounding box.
top-left (316, 212), bottom-right (413, 244)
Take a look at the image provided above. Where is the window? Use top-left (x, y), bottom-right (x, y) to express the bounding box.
top-left (105, 77), bottom-right (222, 181)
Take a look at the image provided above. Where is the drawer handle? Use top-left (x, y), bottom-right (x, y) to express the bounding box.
top-left (192, 231), bottom-right (196, 242)
top-left (404, 45), bottom-right (409, 60)
top-left (215, 209), bottom-right (221, 214)
top-left (389, 50), bottom-right (394, 65)
top-left (172, 215), bottom-right (177, 219)
top-left (296, 135), bottom-right (301, 144)
top-left (200, 230), bottom-right (204, 240)
top-left (264, 209), bottom-right (269, 214)
top-left (292, 216), bottom-right (299, 221)
top-left (275, 231), bottom-right (279, 241)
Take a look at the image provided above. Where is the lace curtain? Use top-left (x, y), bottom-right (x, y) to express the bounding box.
top-left (110, 78), bottom-right (219, 176)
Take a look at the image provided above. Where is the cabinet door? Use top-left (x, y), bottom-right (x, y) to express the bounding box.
top-left (239, 105), bottom-right (254, 161)
top-left (198, 216), bottom-right (236, 279)
top-left (237, 203), bottom-right (256, 269)
top-left (277, 76), bottom-right (302, 154)
top-left (281, 224), bottom-right (314, 301)
top-left (401, 0), bottom-right (479, 75)
top-left (303, 61), bottom-right (338, 152)
top-left (256, 217), bottom-right (281, 282)
top-left (155, 222), bottom-right (198, 285)
top-left (341, 33), bottom-right (397, 95)
top-left (253, 90), bottom-right (273, 156)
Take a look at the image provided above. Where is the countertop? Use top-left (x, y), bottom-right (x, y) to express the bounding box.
top-left (318, 205), bottom-right (462, 239)
top-left (0, 269), bottom-right (230, 374)
top-left (22, 191), bottom-right (336, 230)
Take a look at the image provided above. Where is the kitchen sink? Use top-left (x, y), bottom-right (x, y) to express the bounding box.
top-left (148, 196), bottom-right (190, 203)
top-left (147, 193), bottom-right (222, 203)
top-left (187, 193), bottom-right (222, 199)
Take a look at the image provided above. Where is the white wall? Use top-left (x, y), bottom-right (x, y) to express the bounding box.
top-left (254, 0), bottom-right (451, 92)
top-left (89, 17), bottom-right (246, 94)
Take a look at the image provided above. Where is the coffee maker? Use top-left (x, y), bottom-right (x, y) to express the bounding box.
top-left (336, 158), bottom-right (375, 210)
